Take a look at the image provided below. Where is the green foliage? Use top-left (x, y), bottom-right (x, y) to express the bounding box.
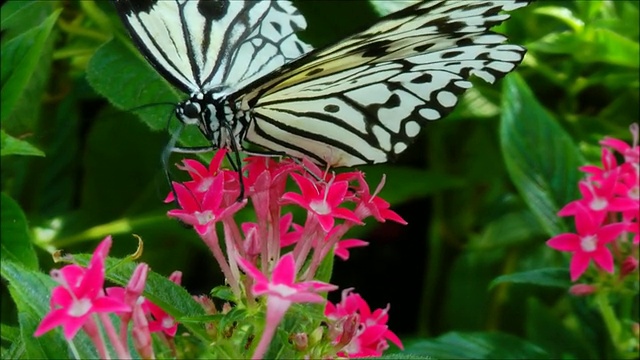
top-left (0, 0), bottom-right (638, 359)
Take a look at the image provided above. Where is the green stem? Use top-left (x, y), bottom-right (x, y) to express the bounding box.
top-left (595, 290), bottom-right (624, 358)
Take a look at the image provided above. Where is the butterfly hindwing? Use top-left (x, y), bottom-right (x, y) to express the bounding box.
top-left (238, 0), bottom-right (528, 166)
top-left (113, 0), bottom-right (312, 94)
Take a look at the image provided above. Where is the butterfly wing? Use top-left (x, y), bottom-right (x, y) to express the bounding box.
top-left (237, 0), bottom-right (529, 166)
top-left (113, 0), bottom-right (312, 95)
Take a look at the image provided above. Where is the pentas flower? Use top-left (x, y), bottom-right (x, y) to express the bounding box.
top-left (548, 124), bottom-right (639, 283)
top-left (325, 288), bottom-right (403, 357)
top-left (353, 173), bottom-right (407, 225)
top-left (35, 237), bottom-right (130, 340)
top-left (166, 151), bottom-right (406, 358)
top-left (168, 173), bottom-right (246, 235)
top-left (283, 173), bottom-right (362, 232)
top-left (237, 253), bottom-right (338, 359)
top-left (547, 203), bottom-right (628, 281)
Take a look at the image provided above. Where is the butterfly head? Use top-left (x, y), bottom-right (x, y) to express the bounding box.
top-left (176, 93), bottom-right (222, 143)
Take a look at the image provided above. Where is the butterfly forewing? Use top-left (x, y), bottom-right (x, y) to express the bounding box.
top-left (113, 0), bottom-right (312, 94)
top-left (238, 0), bottom-right (529, 166)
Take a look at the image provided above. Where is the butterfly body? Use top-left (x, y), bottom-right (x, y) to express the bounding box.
top-left (114, 0), bottom-right (530, 168)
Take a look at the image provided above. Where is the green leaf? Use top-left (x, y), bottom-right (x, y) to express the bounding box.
top-left (358, 165), bottom-right (465, 205)
top-left (1, 260), bottom-right (98, 359)
top-left (211, 285), bottom-right (236, 302)
top-left (0, 8), bottom-right (60, 123)
top-left (86, 38), bottom-right (208, 147)
top-left (86, 39), bottom-right (180, 132)
top-left (0, 193), bottom-right (38, 270)
top-left (402, 332), bottom-right (550, 359)
top-left (490, 268), bottom-right (571, 289)
top-left (526, 298), bottom-right (596, 359)
top-left (500, 74), bottom-right (585, 236)
top-left (0, 129), bottom-right (45, 156)
top-left (474, 210), bottom-right (547, 249)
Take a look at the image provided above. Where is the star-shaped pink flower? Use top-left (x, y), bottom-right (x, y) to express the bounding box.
top-left (282, 173), bottom-right (362, 232)
top-left (35, 237), bottom-right (130, 340)
top-left (547, 204), bottom-right (628, 281)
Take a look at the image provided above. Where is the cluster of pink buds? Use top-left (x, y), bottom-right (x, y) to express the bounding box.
top-left (547, 124), bottom-right (639, 288)
top-left (165, 150), bottom-right (405, 358)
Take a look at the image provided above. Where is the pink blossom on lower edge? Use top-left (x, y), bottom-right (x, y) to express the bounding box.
top-left (325, 288), bottom-right (403, 357)
top-left (35, 236), bottom-right (130, 340)
top-left (237, 253), bottom-right (338, 359)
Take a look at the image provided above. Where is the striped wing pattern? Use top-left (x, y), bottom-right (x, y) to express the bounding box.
top-left (113, 0), bottom-right (311, 94)
top-left (240, 0), bottom-right (528, 166)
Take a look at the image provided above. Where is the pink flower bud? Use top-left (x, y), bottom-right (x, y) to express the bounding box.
top-left (289, 332), bottom-right (308, 351)
top-left (569, 284), bottom-right (597, 296)
top-left (621, 256), bottom-right (638, 278)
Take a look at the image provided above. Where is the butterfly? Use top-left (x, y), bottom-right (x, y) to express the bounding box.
top-left (113, 0), bottom-right (529, 170)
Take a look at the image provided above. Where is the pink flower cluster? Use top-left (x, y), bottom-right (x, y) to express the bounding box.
top-left (167, 150), bottom-right (405, 358)
top-left (34, 151), bottom-right (405, 359)
top-left (547, 124), bottom-right (639, 283)
top-left (35, 236), bottom-right (179, 359)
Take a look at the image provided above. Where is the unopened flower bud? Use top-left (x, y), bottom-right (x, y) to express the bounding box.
top-left (569, 284), bottom-right (597, 296)
top-left (621, 256), bottom-right (638, 278)
top-left (289, 332), bottom-right (308, 351)
top-left (309, 326), bottom-right (324, 345)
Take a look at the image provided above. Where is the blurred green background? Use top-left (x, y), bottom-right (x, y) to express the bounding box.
top-left (2, 1), bottom-right (638, 358)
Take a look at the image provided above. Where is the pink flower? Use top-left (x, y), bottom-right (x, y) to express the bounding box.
top-left (354, 174), bottom-right (407, 224)
top-left (237, 253), bottom-right (337, 359)
top-left (334, 239), bottom-right (369, 261)
top-left (325, 289), bottom-right (403, 357)
top-left (168, 173), bottom-right (246, 235)
top-left (164, 149), bottom-right (229, 203)
top-left (547, 204), bottom-right (628, 281)
top-left (559, 176), bottom-right (638, 219)
top-left (283, 173), bottom-right (362, 232)
top-left (35, 237), bottom-right (130, 340)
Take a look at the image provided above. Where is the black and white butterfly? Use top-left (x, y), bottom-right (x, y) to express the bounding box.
top-left (113, 0), bottom-right (529, 169)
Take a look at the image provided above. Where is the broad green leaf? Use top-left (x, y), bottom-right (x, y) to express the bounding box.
top-left (86, 39), bottom-right (204, 147)
top-left (526, 298), bottom-right (596, 359)
top-left (474, 210), bottom-right (546, 249)
top-left (1, 260), bottom-right (98, 359)
top-left (86, 39), bottom-right (180, 132)
top-left (500, 74), bottom-right (585, 236)
top-left (0, 129), bottom-right (44, 157)
top-left (533, 6), bottom-right (584, 32)
top-left (489, 268), bottom-right (571, 289)
top-left (0, 193), bottom-right (38, 270)
top-left (358, 165), bottom-right (465, 205)
top-left (0, 9), bottom-right (60, 123)
top-left (401, 332), bottom-right (549, 359)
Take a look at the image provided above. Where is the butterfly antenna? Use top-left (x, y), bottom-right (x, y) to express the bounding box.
top-left (124, 102), bottom-right (177, 114)
top-left (162, 119), bottom-right (184, 207)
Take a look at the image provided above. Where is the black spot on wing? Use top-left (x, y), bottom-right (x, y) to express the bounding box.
top-left (271, 21), bottom-right (282, 34)
top-left (361, 40), bottom-right (392, 58)
top-left (198, 0), bottom-right (229, 20)
top-left (411, 73), bottom-right (433, 84)
top-left (441, 50), bottom-right (464, 59)
top-left (324, 104), bottom-right (340, 113)
top-left (306, 68), bottom-right (324, 76)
